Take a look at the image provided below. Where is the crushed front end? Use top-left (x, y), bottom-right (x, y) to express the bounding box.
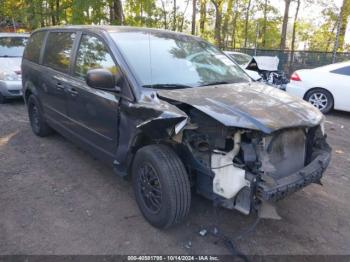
top-left (178, 110), bottom-right (331, 215)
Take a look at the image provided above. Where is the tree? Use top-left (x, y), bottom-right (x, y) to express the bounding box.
top-left (191, 0), bottom-right (196, 35)
top-left (280, 0), bottom-right (292, 50)
top-left (199, 0), bottom-right (207, 35)
top-left (172, 0), bottom-right (177, 30)
top-left (160, 0), bottom-right (168, 29)
top-left (210, 0), bottom-right (224, 47)
top-left (291, 0), bottom-right (301, 52)
top-left (222, 0), bottom-right (233, 48)
top-left (230, 0), bottom-right (240, 48)
top-left (262, 0), bottom-right (268, 47)
top-left (290, 0), bottom-right (300, 69)
top-left (337, 0), bottom-right (350, 50)
top-left (244, 0), bottom-right (252, 48)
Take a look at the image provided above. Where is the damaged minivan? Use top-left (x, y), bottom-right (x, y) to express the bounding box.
top-left (22, 26), bottom-right (331, 228)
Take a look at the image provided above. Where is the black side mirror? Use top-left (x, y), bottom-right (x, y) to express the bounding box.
top-left (86, 68), bottom-right (120, 91)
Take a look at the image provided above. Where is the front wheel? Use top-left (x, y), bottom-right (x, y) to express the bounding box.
top-left (305, 88), bottom-right (333, 114)
top-left (0, 93), bottom-right (6, 104)
top-left (132, 144), bottom-right (191, 229)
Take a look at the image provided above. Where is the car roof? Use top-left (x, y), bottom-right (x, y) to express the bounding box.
top-left (315, 60), bottom-right (350, 71)
top-left (32, 25), bottom-right (202, 39)
top-left (0, 32), bottom-right (29, 37)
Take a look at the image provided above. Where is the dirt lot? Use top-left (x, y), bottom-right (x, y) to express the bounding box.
top-left (1, 100), bottom-right (350, 255)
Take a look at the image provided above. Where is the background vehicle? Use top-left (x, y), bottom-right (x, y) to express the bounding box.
top-left (0, 33), bottom-right (28, 103)
top-left (225, 51), bottom-right (289, 89)
top-left (224, 51), bottom-right (262, 81)
top-left (22, 26), bottom-right (330, 229)
top-left (286, 61), bottom-right (350, 114)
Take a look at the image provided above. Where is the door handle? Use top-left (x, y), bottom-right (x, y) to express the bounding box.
top-left (55, 82), bottom-right (64, 90)
top-left (67, 87), bottom-right (79, 96)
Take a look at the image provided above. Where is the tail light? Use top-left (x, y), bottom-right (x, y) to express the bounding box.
top-left (290, 72), bottom-right (301, 81)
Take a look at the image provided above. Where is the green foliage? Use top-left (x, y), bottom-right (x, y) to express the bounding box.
top-left (0, 0), bottom-right (348, 52)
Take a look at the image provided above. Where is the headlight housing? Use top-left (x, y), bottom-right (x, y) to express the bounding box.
top-left (0, 71), bottom-right (21, 81)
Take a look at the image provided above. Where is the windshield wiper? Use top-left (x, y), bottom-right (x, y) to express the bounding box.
top-left (0, 55), bottom-right (20, 58)
top-left (199, 81), bottom-right (234, 87)
top-left (142, 83), bottom-right (193, 89)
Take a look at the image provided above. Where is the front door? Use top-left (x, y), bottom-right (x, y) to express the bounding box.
top-left (66, 33), bottom-right (121, 158)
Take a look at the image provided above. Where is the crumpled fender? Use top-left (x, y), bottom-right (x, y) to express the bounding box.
top-left (114, 90), bottom-right (188, 174)
top-left (134, 91), bottom-right (188, 139)
top-left (137, 114), bottom-right (187, 139)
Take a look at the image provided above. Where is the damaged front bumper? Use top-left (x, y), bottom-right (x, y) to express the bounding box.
top-left (257, 150), bottom-right (331, 201)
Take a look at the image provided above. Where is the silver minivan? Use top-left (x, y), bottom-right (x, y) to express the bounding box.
top-left (0, 33), bottom-right (29, 103)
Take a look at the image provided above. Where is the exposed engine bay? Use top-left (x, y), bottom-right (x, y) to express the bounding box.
top-left (116, 83), bottom-right (331, 217)
top-left (170, 105), bottom-right (331, 216)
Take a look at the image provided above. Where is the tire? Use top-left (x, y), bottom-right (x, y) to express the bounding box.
top-left (132, 144), bottom-right (191, 229)
top-left (0, 93), bottom-right (6, 104)
top-left (305, 88), bottom-right (334, 114)
top-left (27, 95), bottom-right (53, 137)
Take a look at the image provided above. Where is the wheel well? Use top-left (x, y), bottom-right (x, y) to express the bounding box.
top-left (24, 89), bottom-right (33, 103)
top-left (125, 132), bottom-right (155, 175)
top-left (303, 87), bottom-right (334, 104)
top-left (126, 133), bottom-right (181, 175)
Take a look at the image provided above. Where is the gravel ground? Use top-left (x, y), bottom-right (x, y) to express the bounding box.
top-left (1, 100), bottom-right (349, 255)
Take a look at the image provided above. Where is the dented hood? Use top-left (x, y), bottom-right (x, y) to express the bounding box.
top-left (157, 83), bottom-right (323, 134)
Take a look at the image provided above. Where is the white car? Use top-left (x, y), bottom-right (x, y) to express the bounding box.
top-left (286, 61), bottom-right (350, 113)
top-left (0, 33), bottom-right (29, 103)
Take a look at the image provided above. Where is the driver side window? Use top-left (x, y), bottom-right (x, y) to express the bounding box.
top-left (74, 34), bottom-right (118, 79)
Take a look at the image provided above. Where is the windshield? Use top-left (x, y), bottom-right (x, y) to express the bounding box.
top-left (229, 53), bottom-right (252, 66)
top-left (111, 31), bottom-right (250, 88)
top-left (0, 37), bottom-right (28, 57)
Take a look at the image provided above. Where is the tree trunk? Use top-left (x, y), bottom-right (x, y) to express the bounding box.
top-left (290, 0), bottom-right (300, 71)
top-left (199, 0), bottom-right (206, 35)
top-left (222, 0), bottom-right (233, 48)
top-left (56, 0), bottom-right (60, 24)
top-left (180, 0), bottom-right (190, 32)
top-left (49, 0), bottom-right (56, 25)
top-left (291, 0), bottom-right (300, 52)
top-left (326, 20), bottom-right (338, 52)
top-left (337, 0), bottom-right (350, 51)
top-left (113, 0), bottom-right (123, 25)
top-left (244, 0), bottom-right (252, 48)
top-left (191, 0), bottom-right (196, 35)
top-left (211, 0), bottom-right (223, 47)
top-left (161, 0), bottom-right (168, 29)
top-left (262, 0), bottom-right (268, 47)
top-left (231, 0), bottom-right (240, 49)
top-left (109, 0), bottom-right (115, 23)
top-left (280, 0), bottom-right (292, 50)
top-left (40, 1), bottom-right (45, 27)
top-left (173, 0), bottom-right (176, 31)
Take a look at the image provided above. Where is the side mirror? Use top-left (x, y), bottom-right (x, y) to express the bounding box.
top-left (86, 68), bottom-right (120, 91)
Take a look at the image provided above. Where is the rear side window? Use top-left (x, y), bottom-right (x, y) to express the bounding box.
top-left (74, 34), bottom-right (117, 79)
top-left (330, 66), bottom-right (350, 76)
top-left (43, 32), bottom-right (76, 72)
top-left (23, 32), bottom-right (45, 63)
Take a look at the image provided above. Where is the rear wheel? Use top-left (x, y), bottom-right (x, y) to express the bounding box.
top-left (0, 93), bottom-right (6, 104)
top-left (28, 95), bottom-right (53, 137)
top-left (305, 88), bottom-right (333, 114)
top-left (132, 144), bottom-right (191, 229)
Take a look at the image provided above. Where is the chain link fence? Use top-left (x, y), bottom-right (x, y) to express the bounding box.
top-left (229, 48), bottom-right (350, 76)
